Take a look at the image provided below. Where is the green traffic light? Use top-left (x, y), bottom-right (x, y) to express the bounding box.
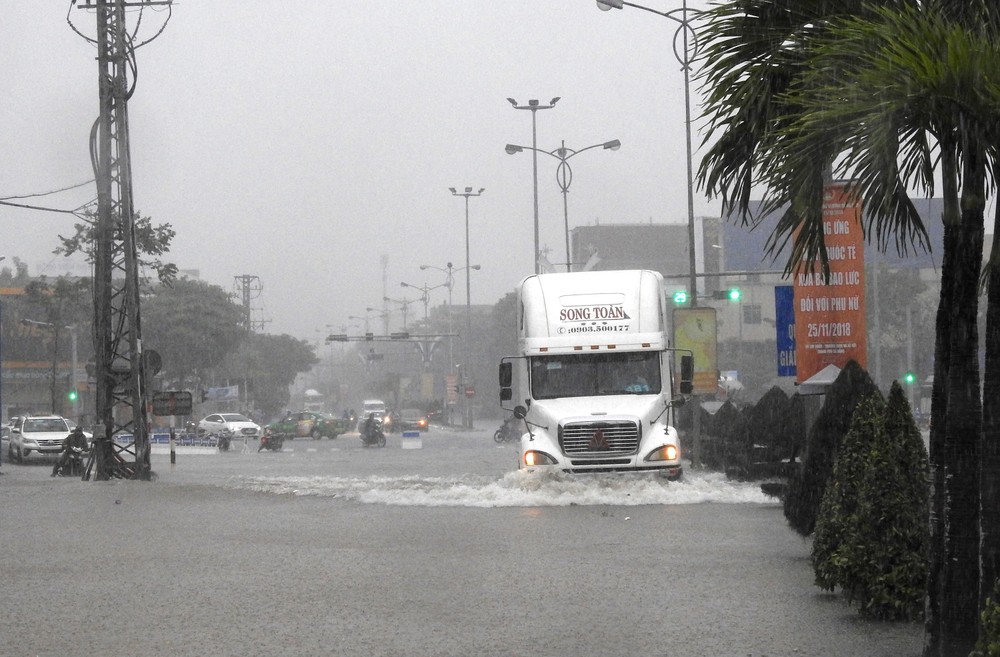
top-left (903, 372), bottom-right (916, 385)
top-left (728, 288), bottom-right (741, 301)
top-left (672, 290), bottom-right (688, 305)
top-left (67, 390), bottom-right (78, 401)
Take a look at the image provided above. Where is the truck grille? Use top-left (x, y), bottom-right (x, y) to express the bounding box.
top-left (559, 420), bottom-right (640, 457)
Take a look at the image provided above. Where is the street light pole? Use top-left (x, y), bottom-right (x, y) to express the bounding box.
top-left (400, 281), bottom-right (447, 320)
top-left (505, 138), bottom-right (621, 271)
top-left (421, 262), bottom-right (480, 426)
top-left (448, 187), bottom-right (485, 429)
top-left (382, 296), bottom-right (414, 329)
top-left (507, 97), bottom-right (559, 274)
top-left (597, 0), bottom-right (699, 305)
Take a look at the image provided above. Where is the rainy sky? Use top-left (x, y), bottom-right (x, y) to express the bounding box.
top-left (1, 1), bottom-right (720, 341)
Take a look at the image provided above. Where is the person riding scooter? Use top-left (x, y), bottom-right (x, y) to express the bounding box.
top-left (361, 413), bottom-right (386, 447)
top-left (52, 426), bottom-right (89, 477)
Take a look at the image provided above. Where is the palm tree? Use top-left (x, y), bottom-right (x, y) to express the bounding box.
top-left (697, 2), bottom-right (1000, 655)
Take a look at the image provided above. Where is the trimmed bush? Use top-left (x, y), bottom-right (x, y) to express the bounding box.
top-left (812, 393), bottom-right (885, 593)
top-left (784, 360), bottom-right (880, 536)
top-left (714, 401), bottom-right (749, 479)
top-left (811, 381), bottom-right (929, 620)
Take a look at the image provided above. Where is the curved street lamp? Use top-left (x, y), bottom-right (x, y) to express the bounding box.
top-left (507, 97), bottom-right (560, 274)
top-left (505, 138), bottom-right (621, 271)
top-left (597, 0), bottom-right (700, 305)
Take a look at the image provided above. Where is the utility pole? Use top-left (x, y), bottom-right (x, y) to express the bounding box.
top-left (79, 0), bottom-right (173, 480)
top-left (233, 274), bottom-right (265, 332)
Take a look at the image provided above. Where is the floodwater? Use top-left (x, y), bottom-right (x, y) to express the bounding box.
top-left (1, 427), bottom-right (923, 657)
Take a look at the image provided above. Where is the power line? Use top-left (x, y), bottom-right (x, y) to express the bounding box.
top-left (0, 178), bottom-right (95, 201)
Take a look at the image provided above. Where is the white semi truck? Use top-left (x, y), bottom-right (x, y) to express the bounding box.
top-left (498, 269), bottom-right (692, 478)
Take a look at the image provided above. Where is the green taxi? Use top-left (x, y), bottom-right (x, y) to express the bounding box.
top-left (266, 411), bottom-right (349, 440)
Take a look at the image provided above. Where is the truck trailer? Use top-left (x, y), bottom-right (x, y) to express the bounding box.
top-left (499, 269), bottom-right (692, 478)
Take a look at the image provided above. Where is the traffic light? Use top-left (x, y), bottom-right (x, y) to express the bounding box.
top-left (712, 288), bottom-right (742, 301)
top-left (672, 290), bottom-right (688, 305)
top-left (67, 389), bottom-right (78, 402)
top-left (903, 371), bottom-right (917, 385)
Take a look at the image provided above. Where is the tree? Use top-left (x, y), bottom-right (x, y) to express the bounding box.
top-left (23, 275), bottom-right (91, 413)
top-left (217, 333), bottom-right (317, 417)
top-left (698, 3), bottom-right (1000, 652)
top-left (54, 209), bottom-right (178, 285)
top-left (140, 279), bottom-right (245, 387)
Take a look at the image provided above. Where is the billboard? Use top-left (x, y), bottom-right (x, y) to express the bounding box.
top-left (672, 307), bottom-right (719, 395)
top-left (793, 183), bottom-right (867, 383)
top-left (774, 285), bottom-right (796, 377)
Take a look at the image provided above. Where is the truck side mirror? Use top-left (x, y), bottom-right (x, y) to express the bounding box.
top-left (513, 405), bottom-right (528, 420)
top-left (499, 362), bottom-right (513, 401)
top-left (679, 354), bottom-right (694, 395)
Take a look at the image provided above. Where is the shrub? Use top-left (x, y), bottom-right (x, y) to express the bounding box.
top-left (974, 580), bottom-right (1000, 657)
top-left (811, 381), bottom-right (929, 620)
top-left (811, 393), bottom-right (884, 593)
top-left (714, 401), bottom-right (749, 479)
top-left (784, 360), bottom-right (880, 536)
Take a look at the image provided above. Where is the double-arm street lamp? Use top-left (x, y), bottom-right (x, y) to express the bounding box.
top-left (448, 186), bottom-right (485, 429)
top-left (382, 295), bottom-right (415, 330)
top-left (597, 0), bottom-right (700, 305)
top-left (419, 262), bottom-right (481, 372)
top-left (507, 97), bottom-right (559, 274)
top-left (505, 138), bottom-right (621, 271)
top-left (400, 280), bottom-right (448, 321)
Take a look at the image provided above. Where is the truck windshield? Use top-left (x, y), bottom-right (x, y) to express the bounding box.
top-left (529, 352), bottom-right (661, 400)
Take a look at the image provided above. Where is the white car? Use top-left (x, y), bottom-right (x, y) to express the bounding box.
top-left (197, 413), bottom-right (260, 438)
top-left (8, 416), bottom-right (91, 463)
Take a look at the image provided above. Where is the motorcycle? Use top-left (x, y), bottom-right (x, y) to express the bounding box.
top-left (216, 429), bottom-right (234, 452)
top-left (53, 446), bottom-right (86, 477)
top-left (360, 418), bottom-right (387, 448)
top-left (494, 417), bottom-right (522, 444)
top-left (258, 429), bottom-right (285, 452)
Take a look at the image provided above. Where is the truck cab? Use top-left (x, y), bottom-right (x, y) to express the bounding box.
top-left (499, 270), bottom-right (691, 478)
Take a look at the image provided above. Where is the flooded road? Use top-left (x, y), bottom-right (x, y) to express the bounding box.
top-left (1, 427), bottom-right (922, 656)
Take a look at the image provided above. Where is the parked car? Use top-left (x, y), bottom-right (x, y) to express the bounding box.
top-left (8, 415), bottom-right (91, 463)
top-left (266, 411), bottom-right (348, 440)
top-left (197, 413), bottom-right (260, 439)
top-left (397, 409), bottom-right (429, 432)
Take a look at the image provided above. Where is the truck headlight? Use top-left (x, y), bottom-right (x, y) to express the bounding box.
top-left (524, 450), bottom-right (557, 467)
top-left (644, 444), bottom-right (680, 462)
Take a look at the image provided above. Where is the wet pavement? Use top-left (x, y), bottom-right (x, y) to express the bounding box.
top-left (0, 427), bottom-right (923, 656)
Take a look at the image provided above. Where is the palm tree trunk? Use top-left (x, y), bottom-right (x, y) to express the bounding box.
top-left (925, 217), bottom-right (956, 657)
top-left (981, 217), bottom-right (1000, 636)
top-left (938, 158), bottom-right (985, 657)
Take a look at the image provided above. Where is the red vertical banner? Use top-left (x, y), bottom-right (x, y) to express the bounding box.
top-left (794, 183), bottom-right (867, 383)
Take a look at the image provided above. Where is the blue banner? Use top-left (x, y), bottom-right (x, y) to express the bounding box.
top-left (775, 286), bottom-right (796, 377)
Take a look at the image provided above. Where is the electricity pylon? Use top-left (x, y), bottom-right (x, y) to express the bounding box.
top-left (78, 0), bottom-right (173, 480)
